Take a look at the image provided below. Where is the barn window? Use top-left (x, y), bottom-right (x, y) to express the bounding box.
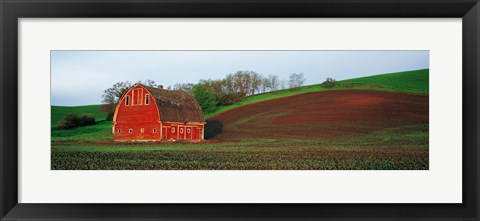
top-left (129, 128), bottom-right (133, 133)
top-left (187, 128), bottom-right (191, 134)
top-left (171, 128), bottom-right (175, 133)
top-left (180, 128), bottom-right (184, 133)
top-left (153, 128), bottom-right (157, 133)
top-left (125, 95), bottom-right (130, 106)
top-left (145, 94), bottom-right (150, 105)
top-left (140, 128), bottom-right (144, 133)
top-left (117, 129), bottom-right (121, 133)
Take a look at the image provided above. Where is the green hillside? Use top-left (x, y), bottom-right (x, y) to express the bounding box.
top-left (51, 121), bottom-right (112, 142)
top-left (205, 69), bottom-right (428, 118)
top-left (339, 69), bottom-right (429, 94)
top-left (51, 104), bottom-right (107, 128)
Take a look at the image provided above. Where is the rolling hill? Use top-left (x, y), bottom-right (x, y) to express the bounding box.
top-left (206, 90), bottom-right (428, 140)
top-left (51, 68), bottom-right (429, 143)
top-left (204, 69), bottom-right (428, 118)
top-left (339, 69), bottom-right (428, 94)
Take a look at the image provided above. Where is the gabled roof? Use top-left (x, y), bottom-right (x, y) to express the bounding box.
top-left (142, 85), bottom-right (205, 123)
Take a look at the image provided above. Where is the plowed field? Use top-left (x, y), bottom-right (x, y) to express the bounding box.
top-left (207, 90), bottom-right (428, 140)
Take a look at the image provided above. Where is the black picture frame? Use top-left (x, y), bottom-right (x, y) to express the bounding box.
top-left (1, 0), bottom-right (479, 220)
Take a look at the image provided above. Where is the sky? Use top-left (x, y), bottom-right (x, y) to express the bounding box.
top-left (51, 50), bottom-right (429, 106)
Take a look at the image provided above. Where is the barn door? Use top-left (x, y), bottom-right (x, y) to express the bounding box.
top-left (162, 127), bottom-right (168, 140)
top-left (178, 126), bottom-right (185, 140)
top-left (186, 127), bottom-right (192, 140)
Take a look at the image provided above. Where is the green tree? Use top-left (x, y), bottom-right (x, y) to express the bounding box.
top-left (192, 84), bottom-right (217, 114)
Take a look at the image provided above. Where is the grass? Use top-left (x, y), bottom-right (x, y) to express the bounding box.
top-left (51, 104), bottom-right (110, 142)
top-left (51, 104), bottom-right (107, 128)
top-left (51, 121), bottom-right (113, 142)
top-left (51, 124), bottom-right (428, 170)
top-left (205, 69), bottom-right (428, 118)
top-left (339, 69), bottom-right (429, 94)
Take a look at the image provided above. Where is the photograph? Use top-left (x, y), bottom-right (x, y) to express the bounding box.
top-left (51, 50), bottom-right (429, 170)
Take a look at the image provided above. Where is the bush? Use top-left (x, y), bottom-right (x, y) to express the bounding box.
top-left (79, 113), bottom-right (96, 125)
top-left (321, 78), bottom-right (337, 88)
top-left (56, 119), bottom-right (72, 130)
top-left (57, 113), bottom-right (96, 129)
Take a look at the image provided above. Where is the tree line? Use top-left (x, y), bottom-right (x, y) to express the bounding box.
top-left (101, 71), bottom-right (307, 118)
top-left (174, 71), bottom-right (306, 107)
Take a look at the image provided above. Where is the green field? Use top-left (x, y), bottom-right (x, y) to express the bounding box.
top-left (339, 69), bottom-right (429, 94)
top-left (51, 104), bottom-right (107, 128)
top-left (51, 121), bottom-right (112, 142)
top-left (51, 69), bottom-right (429, 170)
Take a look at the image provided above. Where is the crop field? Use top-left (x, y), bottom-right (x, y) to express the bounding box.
top-left (52, 131), bottom-right (428, 170)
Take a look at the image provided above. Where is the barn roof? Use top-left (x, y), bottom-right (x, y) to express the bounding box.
top-left (142, 85), bottom-right (205, 123)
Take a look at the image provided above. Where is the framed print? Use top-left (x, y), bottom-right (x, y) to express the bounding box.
top-left (1, 0), bottom-right (479, 220)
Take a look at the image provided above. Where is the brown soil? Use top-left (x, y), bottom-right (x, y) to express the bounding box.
top-left (206, 90), bottom-right (428, 140)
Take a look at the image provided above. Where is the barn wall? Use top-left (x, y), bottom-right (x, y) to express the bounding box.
top-left (113, 85), bottom-right (161, 141)
top-left (161, 122), bottom-right (204, 141)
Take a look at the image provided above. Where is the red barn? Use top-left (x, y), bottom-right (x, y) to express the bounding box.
top-left (112, 84), bottom-right (205, 142)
